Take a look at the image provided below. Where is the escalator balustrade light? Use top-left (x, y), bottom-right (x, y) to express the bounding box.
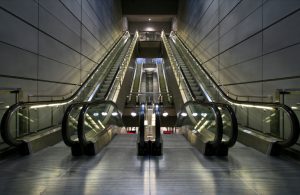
top-left (112, 112), bottom-right (118, 116)
top-left (181, 112), bottom-right (187, 117)
top-left (162, 112), bottom-right (168, 117)
top-left (93, 112), bottom-right (99, 117)
top-left (30, 101), bottom-right (72, 109)
top-left (131, 112), bottom-right (137, 117)
top-left (192, 113), bottom-right (198, 117)
top-left (101, 112), bottom-right (108, 116)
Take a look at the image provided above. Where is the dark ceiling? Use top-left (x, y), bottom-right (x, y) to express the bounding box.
top-left (122, 0), bottom-right (178, 15)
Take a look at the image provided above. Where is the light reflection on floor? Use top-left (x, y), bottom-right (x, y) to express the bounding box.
top-left (0, 134), bottom-right (300, 194)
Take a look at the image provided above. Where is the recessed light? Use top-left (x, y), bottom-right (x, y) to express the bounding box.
top-left (181, 112), bottom-right (187, 117)
top-left (162, 112), bottom-right (168, 117)
top-left (101, 112), bottom-right (108, 116)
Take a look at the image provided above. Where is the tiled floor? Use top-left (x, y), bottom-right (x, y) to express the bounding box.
top-left (0, 134), bottom-right (300, 194)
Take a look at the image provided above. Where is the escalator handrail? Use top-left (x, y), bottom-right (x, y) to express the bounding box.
top-left (167, 37), bottom-right (238, 148)
top-left (214, 103), bottom-right (238, 148)
top-left (62, 31), bottom-right (138, 148)
top-left (172, 31), bottom-right (300, 148)
top-left (178, 100), bottom-right (223, 147)
top-left (139, 104), bottom-right (145, 145)
top-left (77, 100), bottom-right (123, 146)
top-left (62, 102), bottom-right (88, 147)
top-left (155, 104), bottom-right (161, 145)
top-left (0, 32), bottom-right (129, 147)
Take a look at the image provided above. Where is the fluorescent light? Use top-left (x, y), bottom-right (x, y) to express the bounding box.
top-left (192, 113), bottom-right (198, 117)
top-left (181, 112), bottom-right (187, 117)
top-left (101, 112), bottom-right (108, 116)
top-left (131, 112), bottom-right (137, 117)
top-left (144, 120), bottom-right (148, 125)
top-left (93, 112), bottom-right (99, 117)
top-left (162, 112), bottom-right (168, 117)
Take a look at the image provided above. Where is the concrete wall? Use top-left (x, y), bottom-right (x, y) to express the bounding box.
top-left (0, 0), bottom-right (123, 102)
top-left (177, 0), bottom-right (300, 104)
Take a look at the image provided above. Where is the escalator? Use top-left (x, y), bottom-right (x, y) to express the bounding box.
top-left (0, 31), bottom-right (138, 155)
top-left (93, 38), bottom-right (132, 100)
top-left (165, 31), bottom-right (300, 155)
top-left (127, 59), bottom-right (143, 105)
top-left (168, 40), bottom-right (205, 101)
top-left (137, 103), bottom-right (162, 156)
top-left (162, 31), bottom-right (238, 156)
top-left (62, 32), bottom-right (138, 155)
top-left (157, 60), bottom-right (171, 105)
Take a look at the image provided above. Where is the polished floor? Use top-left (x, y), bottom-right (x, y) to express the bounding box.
top-left (0, 134), bottom-right (300, 194)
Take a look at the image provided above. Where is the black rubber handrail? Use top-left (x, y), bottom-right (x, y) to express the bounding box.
top-left (173, 32), bottom-right (300, 148)
top-left (139, 104), bottom-right (145, 146)
top-left (62, 102), bottom-right (88, 147)
top-left (0, 32), bottom-right (128, 147)
top-left (77, 100), bottom-right (122, 147)
top-left (178, 100), bottom-right (223, 147)
top-left (213, 102), bottom-right (238, 148)
top-left (155, 104), bottom-right (161, 146)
